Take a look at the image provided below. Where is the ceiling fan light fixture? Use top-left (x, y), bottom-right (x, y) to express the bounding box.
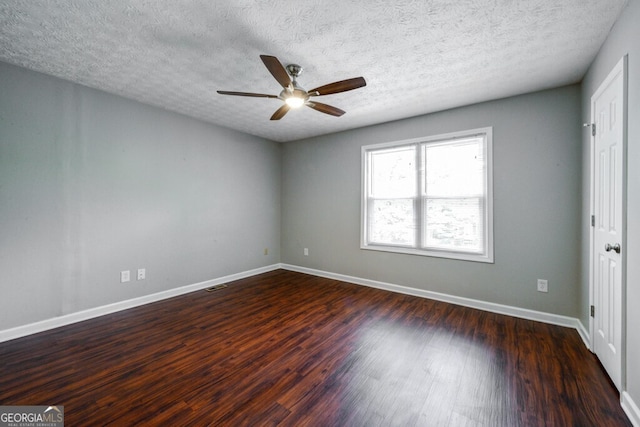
top-left (285, 95), bottom-right (305, 108)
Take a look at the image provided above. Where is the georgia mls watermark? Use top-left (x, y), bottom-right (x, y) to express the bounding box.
top-left (0, 406), bottom-right (63, 427)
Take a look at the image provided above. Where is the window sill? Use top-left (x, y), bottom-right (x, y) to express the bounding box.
top-left (360, 243), bottom-right (494, 264)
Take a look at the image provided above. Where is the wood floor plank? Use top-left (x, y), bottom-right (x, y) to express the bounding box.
top-left (0, 270), bottom-right (631, 426)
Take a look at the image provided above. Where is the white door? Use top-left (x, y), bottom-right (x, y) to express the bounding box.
top-left (590, 57), bottom-right (626, 391)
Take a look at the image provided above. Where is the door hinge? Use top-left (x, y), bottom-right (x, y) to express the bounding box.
top-left (591, 215), bottom-right (595, 227)
top-left (583, 122), bottom-right (596, 136)
top-left (590, 305), bottom-right (595, 317)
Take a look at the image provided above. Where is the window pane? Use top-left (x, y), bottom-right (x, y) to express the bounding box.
top-left (424, 198), bottom-right (483, 252)
top-left (369, 146), bottom-right (416, 198)
top-left (369, 199), bottom-right (416, 246)
top-left (425, 139), bottom-right (484, 197)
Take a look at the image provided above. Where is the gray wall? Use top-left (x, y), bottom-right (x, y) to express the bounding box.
top-left (581, 0), bottom-right (640, 411)
top-left (282, 85), bottom-right (582, 317)
top-left (0, 62), bottom-right (281, 330)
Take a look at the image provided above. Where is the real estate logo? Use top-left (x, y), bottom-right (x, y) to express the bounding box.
top-left (0, 406), bottom-right (64, 427)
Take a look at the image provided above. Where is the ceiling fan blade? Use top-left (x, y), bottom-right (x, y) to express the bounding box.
top-left (270, 104), bottom-right (290, 120)
top-left (260, 55), bottom-right (292, 89)
top-left (217, 91), bottom-right (279, 99)
top-left (308, 77), bottom-right (366, 96)
top-left (307, 102), bottom-right (345, 117)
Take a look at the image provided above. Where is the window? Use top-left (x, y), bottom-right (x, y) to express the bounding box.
top-left (361, 128), bottom-right (493, 263)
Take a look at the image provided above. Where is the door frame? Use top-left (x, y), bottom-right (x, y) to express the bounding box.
top-left (588, 55), bottom-right (628, 390)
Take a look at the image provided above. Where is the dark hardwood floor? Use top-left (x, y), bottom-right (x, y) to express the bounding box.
top-left (0, 270), bottom-right (631, 426)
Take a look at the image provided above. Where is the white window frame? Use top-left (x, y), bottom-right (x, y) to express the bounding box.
top-left (361, 127), bottom-right (494, 263)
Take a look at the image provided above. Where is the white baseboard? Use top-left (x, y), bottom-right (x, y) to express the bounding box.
top-left (0, 264), bottom-right (280, 344)
top-left (281, 263), bottom-right (586, 335)
top-left (576, 319), bottom-right (591, 350)
top-left (623, 392), bottom-right (640, 427)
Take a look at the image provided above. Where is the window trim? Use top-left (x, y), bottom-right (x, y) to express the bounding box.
top-left (361, 127), bottom-right (494, 263)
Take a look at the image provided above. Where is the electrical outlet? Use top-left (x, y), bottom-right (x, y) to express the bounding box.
top-left (120, 270), bottom-right (130, 283)
top-left (137, 268), bottom-right (146, 280)
top-left (264, 248), bottom-right (268, 255)
top-left (304, 248), bottom-right (309, 256)
top-left (537, 279), bottom-right (548, 293)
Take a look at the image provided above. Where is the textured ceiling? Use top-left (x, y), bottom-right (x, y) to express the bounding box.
top-left (0, 1), bottom-right (627, 142)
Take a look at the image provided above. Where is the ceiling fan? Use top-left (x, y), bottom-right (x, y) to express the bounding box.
top-left (217, 55), bottom-right (366, 120)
